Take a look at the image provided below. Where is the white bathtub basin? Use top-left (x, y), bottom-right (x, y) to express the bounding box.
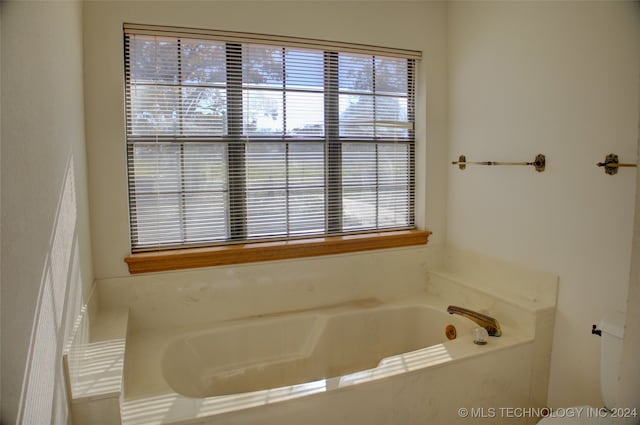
top-left (161, 302), bottom-right (471, 398)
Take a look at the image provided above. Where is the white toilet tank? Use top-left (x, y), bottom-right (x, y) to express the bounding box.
top-left (598, 311), bottom-right (625, 409)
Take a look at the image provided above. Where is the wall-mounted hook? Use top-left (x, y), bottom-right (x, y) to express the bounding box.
top-left (592, 324), bottom-right (602, 336)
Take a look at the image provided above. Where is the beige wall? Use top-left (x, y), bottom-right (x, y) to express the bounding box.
top-left (0, 1), bottom-right (93, 424)
top-left (83, 0), bottom-right (449, 279)
top-left (0, 3), bottom-right (3, 418)
top-left (0, 3), bottom-right (3, 419)
top-left (448, 1), bottom-right (640, 408)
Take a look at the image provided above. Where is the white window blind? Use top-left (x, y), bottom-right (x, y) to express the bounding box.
top-left (124, 24), bottom-right (418, 251)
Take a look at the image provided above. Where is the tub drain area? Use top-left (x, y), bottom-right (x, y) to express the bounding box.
top-left (445, 324), bottom-right (457, 340)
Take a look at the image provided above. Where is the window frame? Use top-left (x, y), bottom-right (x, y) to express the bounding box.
top-left (123, 24), bottom-right (428, 272)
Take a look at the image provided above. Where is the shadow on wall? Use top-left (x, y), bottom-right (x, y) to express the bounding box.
top-left (16, 156), bottom-right (87, 424)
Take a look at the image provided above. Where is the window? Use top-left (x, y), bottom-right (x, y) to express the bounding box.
top-left (124, 24), bottom-right (419, 252)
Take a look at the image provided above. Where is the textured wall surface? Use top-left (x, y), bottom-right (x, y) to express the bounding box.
top-left (448, 1), bottom-right (640, 407)
top-left (1, 1), bottom-right (93, 423)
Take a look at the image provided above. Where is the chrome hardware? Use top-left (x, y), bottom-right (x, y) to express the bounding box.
top-left (473, 327), bottom-right (489, 345)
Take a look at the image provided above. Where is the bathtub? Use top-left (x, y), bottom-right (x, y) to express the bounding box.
top-left (161, 301), bottom-right (472, 398)
top-left (120, 295), bottom-right (542, 425)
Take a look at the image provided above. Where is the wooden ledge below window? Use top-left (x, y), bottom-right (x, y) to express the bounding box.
top-left (125, 229), bottom-right (431, 274)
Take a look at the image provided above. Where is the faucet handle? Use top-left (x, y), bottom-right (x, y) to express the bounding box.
top-left (473, 327), bottom-right (489, 345)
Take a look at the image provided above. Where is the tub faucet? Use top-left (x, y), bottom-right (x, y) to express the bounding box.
top-left (447, 305), bottom-right (502, 337)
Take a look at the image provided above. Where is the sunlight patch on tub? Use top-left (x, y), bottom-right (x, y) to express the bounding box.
top-left (339, 344), bottom-right (452, 386)
top-left (122, 394), bottom-right (181, 424)
top-left (122, 380), bottom-right (328, 424)
top-left (69, 338), bottom-right (125, 398)
top-left (197, 379), bottom-right (327, 415)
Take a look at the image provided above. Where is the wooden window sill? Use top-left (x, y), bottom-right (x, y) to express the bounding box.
top-left (124, 229), bottom-right (431, 274)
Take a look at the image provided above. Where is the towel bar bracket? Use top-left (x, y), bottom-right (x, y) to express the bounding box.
top-left (597, 153), bottom-right (637, 175)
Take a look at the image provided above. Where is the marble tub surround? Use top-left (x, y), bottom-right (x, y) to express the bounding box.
top-left (427, 270), bottom-right (553, 337)
top-left (95, 245), bottom-right (557, 333)
top-left (427, 272), bottom-right (557, 411)
top-left (63, 287), bottom-right (129, 425)
top-left (426, 246), bottom-right (559, 409)
top-left (97, 245), bottom-right (434, 332)
top-left (83, 245), bottom-right (559, 424)
top-left (427, 245), bottom-right (559, 310)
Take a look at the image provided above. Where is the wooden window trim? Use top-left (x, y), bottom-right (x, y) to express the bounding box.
top-left (125, 229), bottom-right (431, 274)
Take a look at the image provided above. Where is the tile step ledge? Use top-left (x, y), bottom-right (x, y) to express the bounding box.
top-left (428, 270), bottom-right (555, 313)
top-left (63, 307), bottom-right (129, 423)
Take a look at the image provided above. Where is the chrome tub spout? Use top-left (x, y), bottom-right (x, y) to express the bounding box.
top-left (447, 305), bottom-right (502, 337)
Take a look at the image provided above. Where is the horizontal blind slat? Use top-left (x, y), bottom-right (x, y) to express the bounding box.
top-left (125, 30), bottom-right (416, 252)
